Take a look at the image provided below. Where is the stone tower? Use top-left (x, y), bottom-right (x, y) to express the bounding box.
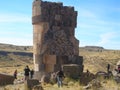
top-left (32, 0), bottom-right (83, 80)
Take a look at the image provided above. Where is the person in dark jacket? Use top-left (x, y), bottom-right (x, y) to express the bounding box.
top-left (30, 69), bottom-right (34, 79)
top-left (24, 65), bottom-right (30, 80)
top-left (56, 69), bottom-right (65, 87)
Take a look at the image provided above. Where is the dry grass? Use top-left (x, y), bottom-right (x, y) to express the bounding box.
top-left (3, 78), bottom-right (120, 90)
top-left (103, 80), bottom-right (120, 90)
top-left (80, 49), bottom-right (120, 74)
top-left (0, 64), bottom-right (33, 75)
top-left (0, 53), bottom-right (33, 75)
top-left (42, 82), bottom-right (83, 90)
top-left (0, 46), bottom-right (120, 90)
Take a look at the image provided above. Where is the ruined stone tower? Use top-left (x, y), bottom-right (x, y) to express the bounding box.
top-left (32, 0), bottom-right (83, 80)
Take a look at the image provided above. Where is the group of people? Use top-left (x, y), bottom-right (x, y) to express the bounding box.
top-left (13, 65), bottom-right (34, 80)
top-left (24, 65), bottom-right (34, 80)
top-left (13, 65), bottom-right (65, 88)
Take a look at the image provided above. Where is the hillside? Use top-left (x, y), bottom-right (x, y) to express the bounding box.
top-left (0, 43), bottom-right (33, 74)
top-left (79, 46), bottom-right (120, 74)
top-left (0, 43), bottom-right (120, 75)
top-left (0, 43), bottom-right (32, 52)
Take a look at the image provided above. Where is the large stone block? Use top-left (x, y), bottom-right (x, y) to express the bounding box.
top-left (43, 55), bottom-right (56, 72)
top-left (62, 64), bottom-right (83, 78)
top-left (0, 73), bottom-right (15, 86)
top-left (24, 79), bottom-right (40, 90)
top-left (68, 55), bottom-right (83, 65)
top-left (32, 85), bottom-right (43, 90)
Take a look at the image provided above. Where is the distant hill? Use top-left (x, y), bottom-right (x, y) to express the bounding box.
top-left (0, 43), bottom-right (32, 52)
top-left (0, 44), bottom-right (105, 52)
top-left (84, 46), bottom-right (104, 49)
top-left (79, 46), bottom-right (120, 74)
top-left (0, 43), bottom-right (33, 74)
top-left (0, 43), bottom-right (112, 52)
top-left (79, 46), bottom-right (104, 52)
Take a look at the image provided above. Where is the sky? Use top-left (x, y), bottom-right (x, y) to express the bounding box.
top-left (0, 0), bottom-right (120, 50)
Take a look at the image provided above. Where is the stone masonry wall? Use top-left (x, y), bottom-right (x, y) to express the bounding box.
top-left (32, 0), bottom-right (83, 79)
top-left (32, 1), bottom-right (79, 56)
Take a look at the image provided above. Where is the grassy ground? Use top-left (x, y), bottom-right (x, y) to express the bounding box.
top-left (0, 46), bottom-right (120, 90)
top-left (80, 49), bottom-right (120, 74)
top-left (2, 77), bottom-right (120, 90)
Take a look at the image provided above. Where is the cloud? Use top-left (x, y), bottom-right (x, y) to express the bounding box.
top-left (0, 13), bottom-right (33, 46)
top-left (0, 30), bottom-right (33, 46)
top-left (0, 37), bottom-right (33, 46)
top-left (107, 41), bottom-right (120, 50)
top-left (94, 19), bottom-right (120, 26)
top-left (0, 13), bottom-right (31, 23)
top-left (97, 32), bottom-right (116, 46)
top-left (78, 9), bottom-right (97, 19)
top-left (0, 31), bottom-right (17, 35)
top-left (78, 23), bottom-right (98, 29)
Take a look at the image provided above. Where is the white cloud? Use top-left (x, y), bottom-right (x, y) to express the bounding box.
top-left (78, 23), bottom-right (98, 29)
top-left (0, 30), bottom-right (33, 46)
top-left (78, 8), bottom-right (97, 19)
top-left (0, 31), bottom-right (17, 35)
top-left (0, 37), bottom-right (33, 46)
top-left (0, 13), bottom-right (31, 23)
top-left (94, 19), bottom-right (120, 26)
top-left (0, 13), bottom-right (33, 46)
top-left (97, 32), bottom-right (116, 46)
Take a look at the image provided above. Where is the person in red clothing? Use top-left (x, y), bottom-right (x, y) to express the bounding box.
top-left (13, 69), bottom-right (17, 79)
top-left (118, 65), bottom-right (120, 73)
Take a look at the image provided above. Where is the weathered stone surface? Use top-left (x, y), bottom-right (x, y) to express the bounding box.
top-left (24, 79), bottom-right (40, 90)
top-left (0, 73), bottom-right (15, 86)
top-left (32, 85), bottom-right (43, 90)
top-left (80, 72), bottom-right (96, 85)
top-left (41, 74), bottom-right (51, 83)
top-left (32, 0), bottom-right (83, 80)
top-left (68, 55), bottom-right (83, 65)
top-left (95, 71), bottom-right (111, 78)
top-left (62, 64), bottom-right (83, 78)
top-left (83, 79), bottom-right (102, 89)
top-left (43, 55), bottom-right (56, 72)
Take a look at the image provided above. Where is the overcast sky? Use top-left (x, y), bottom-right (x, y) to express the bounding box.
top-left (0, 0), bottom-right (120, 50)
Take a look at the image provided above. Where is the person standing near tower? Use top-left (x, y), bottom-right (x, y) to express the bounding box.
top-left (24, 65), bottom-right (30, 80)
top-left (56, 69), bottom-right (65, 87)
top-left (30, 69), bottom-right (34, 79)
